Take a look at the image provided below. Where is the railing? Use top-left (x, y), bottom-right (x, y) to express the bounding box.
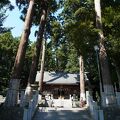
top-left (23, 91), bottom-right (39, 120)
top-left (116, 92), bottom-right (120, 106)
top-left (86, 91), bottom-right (104, 120)
top-left (86, 90), bottom-right (120, 120)
top-left (19, 90), bottom-right (25, 107)
top-left (101, 92), bottom-right (117, 107)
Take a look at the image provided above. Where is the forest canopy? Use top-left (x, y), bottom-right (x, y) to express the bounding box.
top-left (0, 0), bottom-right (120, 94)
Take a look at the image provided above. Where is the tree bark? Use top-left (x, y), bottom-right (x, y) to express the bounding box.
top-left (79, 55), bottom-right (86, 101)
top-left (4, 0), bottom-right (34, 107)
top-left (94, 0), bottom-right (116, 105)
top-left (28, 0), bottom-right (48, 84)
top-left (23, 0), bottom-right (48, 106)
top-left (38, 39), bottom-right (46, 92)
top-left (114, 64), bottom-right (120, 88)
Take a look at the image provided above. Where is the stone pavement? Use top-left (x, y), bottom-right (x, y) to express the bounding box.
top-left (33, 107), bottom-right (92, 120)
top-left (103, 106), bottom-right (120, 120)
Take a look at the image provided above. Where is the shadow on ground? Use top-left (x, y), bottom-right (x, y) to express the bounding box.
top-left (0, 105), bottom-right (23, 120)
top-left (33, 107), bottom-right (92, 120)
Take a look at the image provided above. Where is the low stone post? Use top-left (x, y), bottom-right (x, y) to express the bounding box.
top-left (86, 91), bottom-right (90, 106)
top-left (20, 90), bottom-right (25, 107)
top-left (99, 110), bottom-right (104, 120)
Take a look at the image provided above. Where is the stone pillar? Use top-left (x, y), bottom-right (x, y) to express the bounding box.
top-left (103, 85), bottom-right (116, 106)
top-left (4, 79), bottom-right (20, 106)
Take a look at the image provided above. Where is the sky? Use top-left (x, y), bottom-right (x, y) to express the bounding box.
top-left (3, 0), bottom-right (62, 42)
top-left (3, 0), bottom-right (36, 41)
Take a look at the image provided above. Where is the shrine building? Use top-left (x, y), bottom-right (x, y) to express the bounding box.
top-left (35, 71), bottom-right (81, 99)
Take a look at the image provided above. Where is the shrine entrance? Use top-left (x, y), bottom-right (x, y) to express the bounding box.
top-left (57, 88), bottom-right (65, 98)
top-left (42, 84), bottom-right (80, 99)
top-left (36, 71), bottom-right (80, 99)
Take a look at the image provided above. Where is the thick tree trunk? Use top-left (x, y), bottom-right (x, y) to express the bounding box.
top-left (94, 0), bottom-right (116, 106)
top-left (4, 0), bottom-right (34, 107)
top-left (116, 70), bottom-right (120, 88)
top-left (38, 39), bottom-right (46, 92)
top-left (114, 64), bottom-right (120, 88)
top-left (56, 48), bottom-right (59, 71)
top-left (79, 55), bottom-right (86, 102)
top-left (28, 0), bottom-right (48, 85)
top-left (23, 1), bottom-right (48, 106)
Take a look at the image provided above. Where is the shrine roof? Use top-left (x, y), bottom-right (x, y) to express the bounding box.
top-left (35, 71), bottom-right (80, 85)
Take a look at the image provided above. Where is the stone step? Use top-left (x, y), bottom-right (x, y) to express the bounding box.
top-left (33, 107), bottom-right (92, 120)
top-left (53, 99), bottom-right (72, 108)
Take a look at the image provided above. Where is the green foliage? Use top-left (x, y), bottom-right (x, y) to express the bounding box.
top-left (0, 0), bottom-right (14, 10)
top-left (44, 0), bottom-right (98, 74)
top-left (57, 0), bottom-right (120, 85)
top-left (60, 0), bottom-right (98, 80)
top-left (0, 32), bottom-right (34, 92)
top-left (101, 0), bottom-right (120, 9)
top-left (0, 0), bottom-right (10, 8)
top-left (65, 21), bottom-right (97, 55)
top-left (0, 0), bottom-right (14, 34)
top-left (17, 0), bottom-right (58, 25)
top-left (0, 8), bottom-right (11, 34)
top-left (45, 41), bottom-right (56, 71)
top-left (101, 4), bottom-right (120, 83)
top-left (0, 32), bottom-right (19, 93)
top-left (1, 0), bottom-right (120, 91)
top-left (65, 43), bottom-right (79, 73)
top-left (50, 21), bottom-right (63, 44)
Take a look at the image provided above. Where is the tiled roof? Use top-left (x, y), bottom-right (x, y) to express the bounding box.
top-left (35, 71), bottom-right (80, 85)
